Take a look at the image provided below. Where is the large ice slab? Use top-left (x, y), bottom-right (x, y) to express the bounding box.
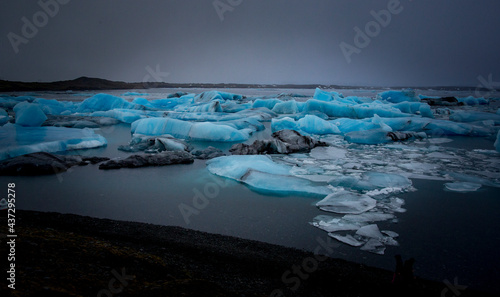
top-left (131, 118), bottom-right (250, 142)
top-left (207, 155), bottom-right (330, 197)
top-left (207, 155), bottom-right (291, 180)
top-left (0, 124), bottom-right (107, 161)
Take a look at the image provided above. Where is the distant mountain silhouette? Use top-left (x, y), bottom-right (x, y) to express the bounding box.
top-left (0, 76), bottom-right (479, 92)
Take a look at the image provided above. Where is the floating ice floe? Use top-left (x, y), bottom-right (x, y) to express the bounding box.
top-left (444, 182), bottom-right (482, 192)
top-left (207, 155), bottom-right (331, 197)
top-left (0, 124), bottom-right (107, 161)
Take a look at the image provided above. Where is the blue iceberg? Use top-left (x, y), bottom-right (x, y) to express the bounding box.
top-left (131, 118), bottom-right (250, 142)
top-left (14, 103), bottom-right (47, 127)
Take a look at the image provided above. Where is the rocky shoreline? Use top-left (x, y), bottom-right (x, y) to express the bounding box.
top-left (0, 210), bottom-right (492, 296)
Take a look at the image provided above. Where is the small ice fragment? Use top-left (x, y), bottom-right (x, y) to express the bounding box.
top-left (444, 182), bottom-right (482, 192)
top-left (355, 224), bottom-right (384, 239)
top-left (310, 146), bottom-right (347, 159)
top-left (382, 230), bottom-right (399, 238)
top-left (310, 216), bottom-right (362, 233)
top-left (316, 191), bottom-right (377, 214)
top-left (360, 238), bottom-right (386, 255)
top-left (328, 233), bottom-right (364, 247)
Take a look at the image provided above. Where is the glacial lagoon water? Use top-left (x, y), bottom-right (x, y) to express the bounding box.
top-left (1, 88), bottom-right (500, 293)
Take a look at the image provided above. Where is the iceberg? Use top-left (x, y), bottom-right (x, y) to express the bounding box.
top-left (304, 99), bottom-right (410, 119)
top-left (272, 100), bottom-right (299, 114)
top-left (313, 88), bottom-right (343, 102)
top-left (316, 191), bottom-right (377, 214)
top-left (243, 170), bottom-right (332, 197)
top-left (131, 97), bottom-right (156, 109)
top-left (131, 118), bottom-right (250, 142)
top-left (0, 124), bottom-right (107, 161)
top-left (252, 99), bottom-right (283, 110)
top-left (449, 111), bottom-right (500, 124)
top-left (207, 155), bottom-right (291, 180)
top-left (194, 90), bottom-right (242, 103)
top-left (77, 93), bottom-right (137, 112)
top-left (14, 103), bottom-right (47, 127)
top-left (271, 115), bottom-right (341, 135)
top-left (297, 115), bottom-right (340, 135)
top-left (207, 155), bottom-right (330, 197)
top-left (34, 98), bottom-right (77, 115)
top-left (377, 90), bottom-right (419, 103)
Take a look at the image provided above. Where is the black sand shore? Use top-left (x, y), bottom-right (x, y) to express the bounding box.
top-left (0, 210), bottom-right (491, 296)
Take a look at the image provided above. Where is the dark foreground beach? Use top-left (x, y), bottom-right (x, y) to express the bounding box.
top-left (0, 210), bottom-right (491, 297)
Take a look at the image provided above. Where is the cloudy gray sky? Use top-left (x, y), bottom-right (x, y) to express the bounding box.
top-left (1, 0), bottom-right (499, 87)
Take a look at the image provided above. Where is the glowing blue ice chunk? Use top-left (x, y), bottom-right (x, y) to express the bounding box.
top-left (377, 90), bottom-right (419, 103)
top-left (449, 111), bottom-right (500, 124)
top-left (304, 99), bottom-right (408, 119)
top-left (77, 93), bottom-right (136, 112)
top-left (132, 98), bottom-right (155, 109)
top-left (393, 102), bottom-right (433, 118)
top-left (0, 124), bottom-right (107, 160)
top-left (252, 99), bottom-right (283, 109)
top-left (189, 122), bottom-right (250, 142)
top-left (457, 96), bottom-right (488, 105)
top-left (123, 92), bottom-right (149, 96)
top-left (313, 88), bottom-right (343, 102)
top-left (194, 90), bottom-right (242, 103)
top-left (14, 103), bottom-right (47, 127)
top-left (297, 115), bottom-right (340, 134)
top-left (272, 100), bottom-right (299, 114)
top-left (34, 98), bottom-right (77, 115)
top-left (243, 170), bottom-right (332, 197)
top-left (131, 118), bottom-right (250, 142)
top-left (207, 155), bottom-right (291, 180)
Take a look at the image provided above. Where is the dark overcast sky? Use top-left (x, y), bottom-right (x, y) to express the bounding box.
top-left (1, 0), bottom-right (499, 86)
